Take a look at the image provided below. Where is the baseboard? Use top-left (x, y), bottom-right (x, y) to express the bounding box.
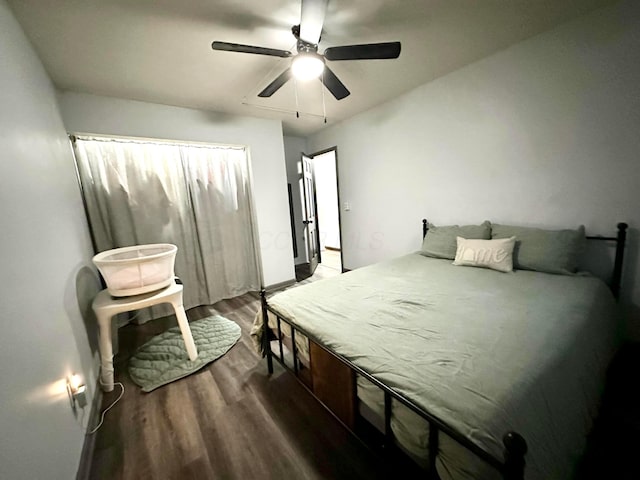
top-left (76, 380), bottom-right (103, 480)
top-left (264, 278), bottom-right (297, 292)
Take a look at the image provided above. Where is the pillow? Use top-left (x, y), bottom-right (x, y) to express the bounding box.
top-left (453, 236), bottom-right (516, 273)
top-left (421, 221), bottom-right (491, 260)
top-left (491, 224), bottom-right (586, 274)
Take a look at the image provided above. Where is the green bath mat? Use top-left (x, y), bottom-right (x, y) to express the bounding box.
top-left (129, 315), bottom-right (241, 392)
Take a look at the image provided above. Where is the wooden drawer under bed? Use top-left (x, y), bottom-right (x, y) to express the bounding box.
top-left (308, 340), bottom-right (356, 430)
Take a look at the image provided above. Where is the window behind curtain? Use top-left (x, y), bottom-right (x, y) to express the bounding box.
top-left (73, 135), bottom-right (260, 323)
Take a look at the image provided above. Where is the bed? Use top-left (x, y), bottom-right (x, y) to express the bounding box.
top-left (251, 220), bottom-right (627, 479)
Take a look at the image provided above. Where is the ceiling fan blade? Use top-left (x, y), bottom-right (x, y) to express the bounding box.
top-left (212, 41), bottom-right (292, 58)
top-left (324, 42), bottom-right (401, 61)
top-left (320, 66), bottom-right (350, 100)
top-left (258, 69), bottom-right (292, 97)
top-left (299, 0), bottom-right (328, 45)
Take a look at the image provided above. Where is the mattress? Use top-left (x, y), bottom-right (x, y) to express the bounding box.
top-left (252, 253), bottom-right (618, 479)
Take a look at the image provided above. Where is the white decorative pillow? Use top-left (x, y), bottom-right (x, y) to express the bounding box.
top-left (453, 236), bottom-right (516, 273)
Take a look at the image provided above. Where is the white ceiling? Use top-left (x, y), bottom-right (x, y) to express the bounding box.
top-left (8, 0), bottom-right (615, 137)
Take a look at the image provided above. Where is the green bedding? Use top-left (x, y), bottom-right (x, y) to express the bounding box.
top-left (258, 254), bottom-right (618, 479)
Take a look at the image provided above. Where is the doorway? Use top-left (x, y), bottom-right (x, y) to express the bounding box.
top-left (296, 147), bottom-right (343, 281)
top-left (313, 149), bottom-right (342, 272)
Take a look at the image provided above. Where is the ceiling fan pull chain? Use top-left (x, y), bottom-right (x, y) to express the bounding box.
top-left (294, 77), bottom-right (300, 118)
top-left (321, 70), bottom-right (327, 124)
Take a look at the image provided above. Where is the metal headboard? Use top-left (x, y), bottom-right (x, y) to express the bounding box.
top-left (421, 219), bottom-right (628, 299)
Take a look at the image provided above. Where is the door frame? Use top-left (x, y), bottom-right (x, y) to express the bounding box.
top-left (306, 146), bottom-right (345, 274)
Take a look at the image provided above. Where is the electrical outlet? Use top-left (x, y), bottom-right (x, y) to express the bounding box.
top-left (67, 374), bottom-right (88, 409)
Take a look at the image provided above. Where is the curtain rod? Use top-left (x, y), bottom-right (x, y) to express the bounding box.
top-left (69, 132), bottom-right (246, 151)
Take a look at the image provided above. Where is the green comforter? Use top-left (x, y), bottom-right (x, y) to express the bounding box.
top-left (262, 254), bottom-right (618, 479)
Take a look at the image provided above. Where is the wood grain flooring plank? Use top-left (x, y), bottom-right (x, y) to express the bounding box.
top-left (88, 265), bottom-right (398, 479)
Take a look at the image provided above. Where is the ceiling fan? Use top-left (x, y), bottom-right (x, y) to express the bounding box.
top-left (211, 0), bottom-right (401, 101)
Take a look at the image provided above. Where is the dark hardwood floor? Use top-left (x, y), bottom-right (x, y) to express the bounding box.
top-left (88, 265), bottom-right (420, 479)
top-left (576, 342), bottom-right (640, 480)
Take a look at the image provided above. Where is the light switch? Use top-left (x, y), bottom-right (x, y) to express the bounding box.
top-left (343, 201), bottom-right (351, 211)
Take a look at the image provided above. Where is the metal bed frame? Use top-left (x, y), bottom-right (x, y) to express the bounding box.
top-left (260, 220), bottom-right (628, 479)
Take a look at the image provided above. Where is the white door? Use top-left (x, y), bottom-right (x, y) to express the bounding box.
top-left (301, 153), bottom-right (319, 275)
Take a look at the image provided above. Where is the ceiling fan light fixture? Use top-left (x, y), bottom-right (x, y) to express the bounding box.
top-left (291, 52), bottom-right (324, 81)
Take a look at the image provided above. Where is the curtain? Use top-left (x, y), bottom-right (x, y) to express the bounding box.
top-left (74, 136), bottom-right (260, 323)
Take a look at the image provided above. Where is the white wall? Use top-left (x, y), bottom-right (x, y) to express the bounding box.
top-left (283, 136), bottom-right (308, 265)
top-left (59, 92), bottom-right (295, 287)
top-left (314, 151), bottom-right (341, 250)
top-left (308, 1), bottom-right (640, 334)
top-left (0, 1), bottom-right (100, 478)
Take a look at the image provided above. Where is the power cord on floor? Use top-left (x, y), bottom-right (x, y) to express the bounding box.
top-left (89, 382), bottom-right (124, 434)
top-left (82, 366), bottom-right (125, 435)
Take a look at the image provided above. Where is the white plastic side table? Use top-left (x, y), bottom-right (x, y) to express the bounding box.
top-left (92, 281), bottom-right (198, 392)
